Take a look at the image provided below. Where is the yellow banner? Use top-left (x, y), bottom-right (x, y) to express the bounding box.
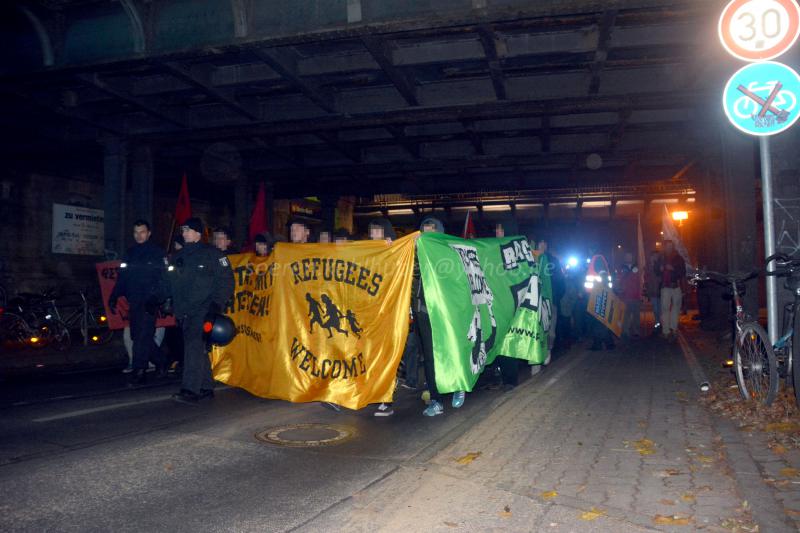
top-left (211, 233), bottom-right (416, 410)
top-left (586, 286), bottom-right (626, 338)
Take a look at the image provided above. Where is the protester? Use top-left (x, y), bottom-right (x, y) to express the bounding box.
top-left (164, 233), bottom-right (186, 374)
top-left (317, 227), bottom-right (332, 244)
top-left (414, 217), bottom-right (466, 416)
top-left (333, 228), bottom-right (350, 244)
top-left (644, 250), bottom-right (662, 333)
top-left (167, 217), bottom-right (234, 404)
top-left (254, 232), bottom-right (274, 257)
top-left (659, 240), bottom-right (686, 341)
top-left (213, 226), bottom-right (238, 254)
top-left (618, 252), bottom-right (642, 339)
top-left (108, 219), bottom-right (168, 386)
top-left (365, 218), bottom-right (399, 416)
top-left (122, 326), bottom-right (165, 373)
top-left (288, 218), bottom-right (311, 244)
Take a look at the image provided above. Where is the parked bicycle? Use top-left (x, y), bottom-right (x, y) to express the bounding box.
top-left (691, 269), bottom-right (778, 405)
top-left (43, 290), bottom-right (114, 346)
top-left (0, 307), bottom-right (70, 351)
top-left (765, 253), bottom-right (800, 407)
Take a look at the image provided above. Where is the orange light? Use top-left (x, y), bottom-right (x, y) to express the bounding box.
top-left (672, 211), bottom-right (689, 221)
top-left (724, 359), bottom-right (734, 368)
top-left (99, 316), bottom-right (107, 322)
top-left (29, 337), bottom-right (40, 344)
top-left (202, 321), bottom-right (213, 333)
top-left (91, 335), bottom-right (99, 342)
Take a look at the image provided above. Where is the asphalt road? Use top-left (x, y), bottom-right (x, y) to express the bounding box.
top-left (0, 360), bottom-right (529, 532)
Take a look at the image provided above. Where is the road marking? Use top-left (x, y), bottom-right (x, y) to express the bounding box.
top-left (32, 386), bottom-right (232, 423)
top-left (677, 332), bottom-right (710, 387)
top-left (32, 396), bottom-right (171, 423)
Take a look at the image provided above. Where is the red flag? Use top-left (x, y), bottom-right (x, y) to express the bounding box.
top-left (174, 173), bottom-right (192, 225)
top-left (462, 210), bottom-right (476, 239)
top-left (247, 182), bottom-right (268, 250)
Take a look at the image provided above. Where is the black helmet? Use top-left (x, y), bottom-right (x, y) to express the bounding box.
top-left (202, 313), bottom-right (237, 346)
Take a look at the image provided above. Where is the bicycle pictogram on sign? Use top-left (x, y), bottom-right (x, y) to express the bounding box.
top-left (723, 60), bottom-right (800, 136)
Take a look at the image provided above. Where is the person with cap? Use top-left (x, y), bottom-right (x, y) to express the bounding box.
top-left (415, 216), bottom-right (467, 416)
top-left (213, 226), bottom-right (238, 254)
top-left (254, 232), bottom-right (274, 257)
top-left (108, 219), bottom-right (169, 386)
top-left (167, 217), bottom-right (235, 404)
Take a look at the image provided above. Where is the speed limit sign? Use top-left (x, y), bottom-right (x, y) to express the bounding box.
top-left (719, 0), bottom-right (800, 61)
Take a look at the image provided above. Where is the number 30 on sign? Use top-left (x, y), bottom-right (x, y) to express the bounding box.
top-left (719, 0), bottom-right (800, 61)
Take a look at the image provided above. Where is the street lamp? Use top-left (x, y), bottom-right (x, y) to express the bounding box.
top-left (672, 211), bottom-right (688, 222)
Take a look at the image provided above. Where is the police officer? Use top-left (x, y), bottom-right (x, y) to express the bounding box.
top-left (167, 217), bottom-right (234, 404)
top-left (109, 219), bottom-right (168, 386)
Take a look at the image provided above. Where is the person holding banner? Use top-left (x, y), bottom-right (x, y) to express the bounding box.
top-left (108, 219), bottom-right (169, 386)
top-left (415, 216), bottom-right (467, 417)
top-left (167, 217), bottom-right (234, 404)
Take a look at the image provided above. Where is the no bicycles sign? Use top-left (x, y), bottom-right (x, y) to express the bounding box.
top-left (723, 61), bottom-right (800, 135)
top-left (719, 0), bottom-right (800, 61)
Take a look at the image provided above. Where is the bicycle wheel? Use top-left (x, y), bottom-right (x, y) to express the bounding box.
top-left (792, 310), bottom-right (800, 408)
top-left (734, 322), bottom-right (778, 405)
top-left (41, 319), bottom-right (71, 351)
top-left (0, 312), bottom-right (28, 344)
top-left (88, 307), bottom-right (115, 344)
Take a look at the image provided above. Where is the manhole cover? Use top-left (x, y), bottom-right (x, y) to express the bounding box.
top-left (255, 423), bottom-right (355, 448)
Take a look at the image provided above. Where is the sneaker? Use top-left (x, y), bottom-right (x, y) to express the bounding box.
top-left (172, 390), bottom-right (199, 405)
top-left (423, 400), bottom-right (443, 417)
top-left (374, 403), bottom-right (394, 417)
top-left (322, 402), bottom-right (341, 412)
top-left (452, 391), bottom-right (465, 408)
top-left (122, 365), bottom-right (133, 374)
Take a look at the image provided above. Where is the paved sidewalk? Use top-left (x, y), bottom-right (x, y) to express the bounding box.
top-left (299, 337), bottom-right (795, 532)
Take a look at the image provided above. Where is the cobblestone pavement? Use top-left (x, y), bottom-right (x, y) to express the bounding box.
top-left (300, 336), bottom-right (798, 532)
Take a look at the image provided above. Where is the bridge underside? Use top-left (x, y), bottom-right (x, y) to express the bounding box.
top-left (0, 0), bottom-right (734, 200)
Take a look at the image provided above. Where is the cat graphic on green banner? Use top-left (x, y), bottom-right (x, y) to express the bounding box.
top-left (416, 233), bottom-right (551, 393)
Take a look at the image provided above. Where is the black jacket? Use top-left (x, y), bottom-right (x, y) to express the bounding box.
top-left (167, 242), bottom-right (234, 318)
top-left (110, 240), bottom-right (167, 306)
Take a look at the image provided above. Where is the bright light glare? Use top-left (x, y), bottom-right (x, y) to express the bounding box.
top-left (567, 256), bottom-right (579, 268)
top-left (672, 211), bottom-right (688, 221)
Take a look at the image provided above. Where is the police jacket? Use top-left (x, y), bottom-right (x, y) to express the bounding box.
top-left (110, 240), bottom-right (167, 306)
top-left (167, 242), bottom-right (234, 317)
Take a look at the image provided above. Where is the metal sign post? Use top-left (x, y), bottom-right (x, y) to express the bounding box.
top-left (720, 0), bottom-right (800, 344)
top-left (760, 136), bottom-right (779, 343)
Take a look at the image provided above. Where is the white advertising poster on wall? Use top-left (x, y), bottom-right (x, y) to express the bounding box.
top-left (52, 203), bottom-right (105, 256)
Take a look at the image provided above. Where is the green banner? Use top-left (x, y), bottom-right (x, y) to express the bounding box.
top-left (498, 252), bottom-right (552, 365)
top-left (417, 233), bottom-right (552, 393)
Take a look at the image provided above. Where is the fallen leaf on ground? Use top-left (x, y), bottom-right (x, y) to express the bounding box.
top-left (628, 438), bottom-right (657, 456)
top-left (765, 422), bottom-right (800, 433)
top-left (653, 514), bottom-right (693, 526)
top-left (443, 521), bottom-right (459, 527)
top-left (659, 468), bottom-right (683, 477)
top-left (455, 452), bottom-right (481, 465)
top-left (660, 499), bottom-right (676, 506)
top-left (576, 484), bottom-right (586, 494)
top-left (164, 463), bottom-right (174, 472)
top-left (695, 454), bottom-right (715, 463)
top-left (786, 508), bottom-right (800, 517)
top-left (681, 493), bottom-right (696, 503)
top-left (770, 443), bottom-right (788, 455)
top-left (499, 505), bottom-right (512, 518)
top-left (780, 467), bottom-right (800, 478)
top-left (540, 490), bottom-right (558, 500)
top-left (580, 507), bottom-right (607, 521)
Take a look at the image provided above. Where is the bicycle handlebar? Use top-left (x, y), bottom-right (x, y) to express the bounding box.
top-left (692, 270), bottom-right (759, 285)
